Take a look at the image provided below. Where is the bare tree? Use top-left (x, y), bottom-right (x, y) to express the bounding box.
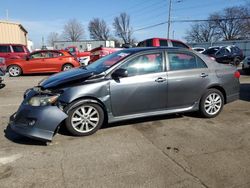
top-left (62, 19), bottom-right (84, 41)
top-left (47, 32), bottom-right (59, 46)
top-left (88, 18), bottom-right (110, 40)
top-left (210, 6), bottom-right (250, 40)
top-left (185, 22), bottom-right (219, 43)
top-left (113, 12), bottom-right (134, 44)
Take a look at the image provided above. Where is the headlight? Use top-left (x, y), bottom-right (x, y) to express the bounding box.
top-left (28, 95), bottom-right (59, 106)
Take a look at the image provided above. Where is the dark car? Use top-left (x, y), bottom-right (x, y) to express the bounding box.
top-left (9, 47), bottom-right (240, 142)
top-left (202, 46), bottom-right (244, 65)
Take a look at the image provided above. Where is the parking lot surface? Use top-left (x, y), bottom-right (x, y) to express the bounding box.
top-left (0, 72), bottom-right (250, 188)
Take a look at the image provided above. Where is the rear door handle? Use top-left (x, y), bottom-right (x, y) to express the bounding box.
top-left (155, 77), bottom-right (167, 83)
top-left (200, 73), bottom-right (208, 78)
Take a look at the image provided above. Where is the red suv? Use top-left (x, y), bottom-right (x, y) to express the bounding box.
top-left (137, 38), bottom-right (190, 49)
top-left (0, 44), bottom-right (30, 62)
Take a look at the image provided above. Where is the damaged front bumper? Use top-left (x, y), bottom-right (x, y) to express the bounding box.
top-left (10, 103), bottom-right (68, 142)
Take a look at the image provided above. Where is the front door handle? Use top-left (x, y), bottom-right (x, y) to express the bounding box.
top-left (155, 77), bottom-right (167, 83)
top-left (200, 73), bottom-right (208, 78)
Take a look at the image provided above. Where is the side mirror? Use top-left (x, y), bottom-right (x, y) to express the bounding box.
top-left (111, 68), bottom-right (128, 79)
top-left (26, 56), bottom-right (30, 61)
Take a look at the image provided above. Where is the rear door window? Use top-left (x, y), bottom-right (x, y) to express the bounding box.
top-left (0, 45), bottom-right (11, 53)
top-left (12, 45), bottom-right (25, 53)
top-left (168, 52), bottom-right (207, 71)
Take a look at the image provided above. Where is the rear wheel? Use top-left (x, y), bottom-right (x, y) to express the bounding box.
top-left (62, 64), bottom-right (73, 71)
top-left (65, 101), bottom-right (104, 136)
top-left (8, 65), bottom-right (22, 77)
top-left (233, 57), bottom-right (241, 66)
top-left (199, 89), bottom-right (224, 118)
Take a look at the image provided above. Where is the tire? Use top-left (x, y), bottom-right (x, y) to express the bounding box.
top-left (62, 64), bottom-right (73, 71)
top-left (8, 65), bottom-right (22, 77)
top-left (199, 89), bottom-right (224, 118)
top-left (65, 101), bottom-right (104, 136)
top-left (233, 57), bottom-right (241, 66)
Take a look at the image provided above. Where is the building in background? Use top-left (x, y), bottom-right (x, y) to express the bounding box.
top-left (0, 20), bottom-right (28, 45)
top-left (54, 40), bottom-right (115, 51)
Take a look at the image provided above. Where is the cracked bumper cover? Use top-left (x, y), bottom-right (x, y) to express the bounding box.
top-left (10, 104), bottom-right (68, 141)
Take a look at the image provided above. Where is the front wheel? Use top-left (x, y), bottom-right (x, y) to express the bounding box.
top-left (65, 102), bottom-right (104, 136)
top-left (8, 65), bottom-right (22, 77)
top-left (62, 64), bottom-right (73, 71)
top-left (199, 89), bottom-right (224, 118)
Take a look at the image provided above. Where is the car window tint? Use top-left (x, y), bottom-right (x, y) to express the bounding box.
top-left (120, 53), bottom-right (164, 77)
top-left (172, 41), bottom-right (188, 48)
top-left (12, 45), bottom-right (25, 52)
top-left (30, 52), bottom-right (46, 59)
top-left (203, 48), bottom-right (219, 55)
top-left (159, 40), bottom-right (168, 46)
top-left (0, 45), bottom-right (11, 53)
top-left (137, 41), bottom-right (145, 47)
top-left (146, 39), bottom-right (153, 47)
top-left (168, 52), bottom-right (206, 71)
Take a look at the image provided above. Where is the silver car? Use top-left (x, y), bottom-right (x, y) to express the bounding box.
top-left (10, 47), bottom-right (240, 141)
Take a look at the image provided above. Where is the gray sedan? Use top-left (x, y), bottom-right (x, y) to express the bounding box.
top-left (10, 47), bottom-right (240, 141)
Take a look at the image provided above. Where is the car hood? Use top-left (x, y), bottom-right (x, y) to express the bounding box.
top-left (39, 68), bottom-right (95, 89)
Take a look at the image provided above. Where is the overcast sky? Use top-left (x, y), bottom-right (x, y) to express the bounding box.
top-left (0, 0), bottom-right (247, 48)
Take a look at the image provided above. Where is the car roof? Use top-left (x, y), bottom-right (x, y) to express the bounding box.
top-left (119, 46), bottom-right (191, 53)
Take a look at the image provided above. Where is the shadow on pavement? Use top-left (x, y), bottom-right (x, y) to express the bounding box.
top-left (0, 83), bottom-right (6, 89)
top-left (57, 114), bottom-right (184, 136)
top-left (240, 83), bottom-right (250, 102)
top-left (4, 125), bottom-right (47, 146)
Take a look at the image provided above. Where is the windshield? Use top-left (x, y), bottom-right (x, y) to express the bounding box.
top-left (86, 50), bottom-right (132, 74)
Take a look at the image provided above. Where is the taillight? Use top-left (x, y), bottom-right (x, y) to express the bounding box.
top-left (234, 71), bottom-right (240, 78)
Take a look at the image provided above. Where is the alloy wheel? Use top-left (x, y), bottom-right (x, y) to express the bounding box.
top-left (71, 105), bottom-right (100, 133)
top-left (204, 93), bottom-right (222, 115)
top-left (9, 66), bottom-right (21, 77)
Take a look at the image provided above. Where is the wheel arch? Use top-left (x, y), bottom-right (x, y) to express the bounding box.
top-left (64, 96), bottom-right (108, 123)
top-left (61, 63), bottom-right (74, 71)
top-left (207, 85), bottom-right (227, 104)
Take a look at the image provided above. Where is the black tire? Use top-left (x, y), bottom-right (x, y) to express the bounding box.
top-left (199, 89), bottom-right (224, 118)
top-left (8, 65), bottom-right (22, 77)
top-left (62, 63), bottom-right (73, 71)
top-left (65, 101), bottom-right (104, 136)
top-left (233, 57), bottom-right (241, 66)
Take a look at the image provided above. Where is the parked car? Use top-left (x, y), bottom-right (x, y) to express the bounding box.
top-left (89, 46), bottom-right (122, 64)
top-left (202, 46), bottom-right (245, 65)
top-left (9, 47), bottom-right (240, 141)
top-left (242, 56), bottom-right (250, 73)
top-left (192, 47), bottom-right (206, 53)
top-left (137, 38), bottom-right (190, 49)
top-left (65, 46), bottom-right (90, 66)
top-left (0, 44), bottom-right (30, 62)
top-left (0, 57), bottom-right (6, 84)
top-left (6, 50), bottom-right (80, 77)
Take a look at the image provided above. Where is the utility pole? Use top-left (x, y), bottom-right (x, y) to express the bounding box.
top-left (167, 0), bottom-right (172, 38)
